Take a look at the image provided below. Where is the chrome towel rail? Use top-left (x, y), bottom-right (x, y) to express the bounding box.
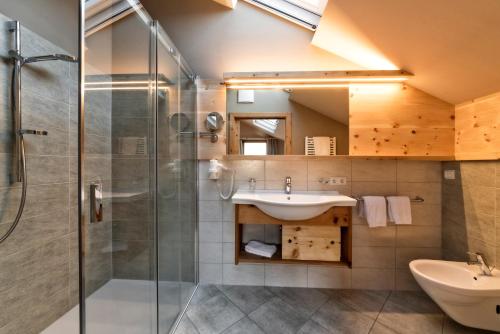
top-left (355, 196), bottom-right (424, 203)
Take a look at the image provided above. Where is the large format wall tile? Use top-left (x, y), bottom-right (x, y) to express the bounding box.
top-left (352, 160), bottom-right (397, 182)
top-left (442, 161), bottom-right (500, 267)
top-left (199, 158), bottom-right (443, 290)
top-left (0, 12), bottom-right (80, 333)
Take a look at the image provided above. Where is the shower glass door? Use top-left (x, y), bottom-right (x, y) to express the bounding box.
top-left (80, 1), bottom-right (197, 333)
top-left (80, 2), bottom-right (157, 333)
top-left (156, 24), bottom-right (197, 333)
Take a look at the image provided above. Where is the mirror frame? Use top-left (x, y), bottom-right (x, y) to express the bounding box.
top-left (228, 112), bottom-right (292, 155)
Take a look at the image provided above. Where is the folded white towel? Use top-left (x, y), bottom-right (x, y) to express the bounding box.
top-left (358, 196), bottom-right (387, 228)
top-left (245, 240), bottom-right (277, 258)
top-left (387, 196), bottom-right (412, 225)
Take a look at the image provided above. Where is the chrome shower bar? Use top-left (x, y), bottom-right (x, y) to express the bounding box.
top-left (0, 20), bottom-right (78, 244)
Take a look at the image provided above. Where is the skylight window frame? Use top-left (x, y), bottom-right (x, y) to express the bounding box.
top-left (253, 119), bottom-right (280, 133)
top-left (243, 0), bottom-right (326, 30)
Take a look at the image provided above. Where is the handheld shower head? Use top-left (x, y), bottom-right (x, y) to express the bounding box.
top-left (23, 54), bottom-right (78, 64)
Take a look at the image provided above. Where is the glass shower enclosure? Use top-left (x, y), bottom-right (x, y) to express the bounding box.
top-left (79, 1), bottom-right (197, 333)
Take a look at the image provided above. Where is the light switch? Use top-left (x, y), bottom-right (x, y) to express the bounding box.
top-left (444, 170), bottom-right (456, 180)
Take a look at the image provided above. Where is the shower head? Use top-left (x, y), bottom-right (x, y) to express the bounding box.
top-left (22, 54), bottom-right (78, 64)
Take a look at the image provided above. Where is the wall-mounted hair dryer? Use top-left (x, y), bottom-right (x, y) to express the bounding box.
top-left (208, 159), bottom-right (235, 200)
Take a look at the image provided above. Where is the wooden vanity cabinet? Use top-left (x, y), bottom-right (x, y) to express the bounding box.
top-left (234, 204), bottom-right (352, 267)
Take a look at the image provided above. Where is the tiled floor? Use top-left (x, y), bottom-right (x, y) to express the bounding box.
top-left (174, 285), bottom-right (497, 334)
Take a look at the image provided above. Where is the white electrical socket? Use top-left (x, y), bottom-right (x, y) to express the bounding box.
top-left (327, 177), bottom-right (347, 185)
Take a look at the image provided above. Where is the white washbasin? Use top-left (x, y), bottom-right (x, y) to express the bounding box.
top-left (232, 190), bottom-right (356, 220)
top-left (410, 259), bottom-right (500, 331)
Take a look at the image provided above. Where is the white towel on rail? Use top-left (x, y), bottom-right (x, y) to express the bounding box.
top-left (387, 196), bottom-right (412, 225)
top-left (358, 196), bottom-right (387, 228)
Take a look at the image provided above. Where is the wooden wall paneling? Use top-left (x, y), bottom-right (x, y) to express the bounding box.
top-left (197, 80), bottom-right (227, 159)
top-left (455, 92), bottom-right (500, 160)
top-left (349, 84), bottom-right (455, 157)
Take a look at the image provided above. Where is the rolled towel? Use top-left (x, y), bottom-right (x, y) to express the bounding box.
top-left (387, 196), bottom-right (412, 225)
top-left (358, 196), bottom-right (387, 228)
top-left (245, 240), bottom-right (277, 258)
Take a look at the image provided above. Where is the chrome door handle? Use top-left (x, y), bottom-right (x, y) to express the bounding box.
top-left (90, 182), bottom-right (103, 223)
top-left (18, 129), bottom-right (48, 136)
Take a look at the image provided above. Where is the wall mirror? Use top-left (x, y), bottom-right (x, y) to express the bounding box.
top-left (206, 112), bottom-right (224, 131)
top-left (227, 88), bottom-right (349, 156)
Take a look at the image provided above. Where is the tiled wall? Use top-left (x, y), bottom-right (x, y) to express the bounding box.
top-left (0, 13), bottom-right (81, 332)
top-left (198, 158), bottom-right (442, 291)
top-left (80, 82), bottom-right (113, 298)
top-left (442, 161), bottom-right (500, 266)
top-left (110, 83), bottom-right (153, 280)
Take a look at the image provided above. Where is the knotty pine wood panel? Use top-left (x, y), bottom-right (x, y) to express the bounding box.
top-left (282, 225), bottom-right (341, 261)
top-left (455, 92), bottom-right (500, 160)
top-left (349, 84), bottom-right (455, 157)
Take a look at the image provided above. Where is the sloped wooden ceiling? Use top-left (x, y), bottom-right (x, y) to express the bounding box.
top-left (313, 0), bottom-right (500, 104)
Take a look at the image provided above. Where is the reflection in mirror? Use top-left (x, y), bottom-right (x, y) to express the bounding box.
top-left (206, 112), bottom-right (224, 131)
top-left (170, 112), bottom-right (191, 132)
top-left (227, 88), bottom-right (349, 155)
top-left (241, 119), bottom-right (284, 155)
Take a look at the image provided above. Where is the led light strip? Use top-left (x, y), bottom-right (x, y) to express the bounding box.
top-left (85, 80), bottom-right (167, 85)
top-left (85, 86), bottom-right (169, 91)
top-left (225, 77), bottom-right (409, 84)
top-left (226, 83), bottom-right (351, 89)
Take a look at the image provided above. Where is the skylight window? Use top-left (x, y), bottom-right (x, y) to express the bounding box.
top-left (244, 0), bottom-right (328, 30)
top-left (253, 119), bottom-right (280, 133)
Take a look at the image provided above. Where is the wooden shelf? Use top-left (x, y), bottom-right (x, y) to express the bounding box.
top-left (224, 155), bottom-right (455, 161)
top-left (235, 204), bottom-right (353, 266)
top-left (238, 248), bottom-right (350, 267)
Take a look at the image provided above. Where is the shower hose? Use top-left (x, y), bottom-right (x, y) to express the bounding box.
top-left (0, 59), bottom-right (27, 244)
top-left (0, 137), bottom-right (27, 243)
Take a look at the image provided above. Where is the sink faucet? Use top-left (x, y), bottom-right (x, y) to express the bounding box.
top-left (467, 252), bottom-right (494, 276)
top-left (285, 176), bottom-right (292, 194)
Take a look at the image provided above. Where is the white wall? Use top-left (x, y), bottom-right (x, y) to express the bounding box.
top-left (142, 0), bottom-right (362, 79)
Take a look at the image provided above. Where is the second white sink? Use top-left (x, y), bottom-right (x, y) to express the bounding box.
top-left (232, 190), bottom-right (356, 220)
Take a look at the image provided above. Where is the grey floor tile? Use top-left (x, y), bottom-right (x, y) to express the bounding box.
top-left (297, 320), bottom-right (332, 334)
top-left (328, 289), bottom-right (390, 319)
top-left (217, 285), bottom-right (274, 314)
top-left (190, 285), bottom-right (222, 305)
top-left (175, 315), bottom-right (200, 334)
top-left (249, 297), bottom-right (309, 334)
top-left (376, 291), bottom-right (444, 334)
top-left (442, 316), bottom-right (497, 334)
top-left (311, 298), bottom-right (376, 334)
top-left (187, 294), bottom-right (245, 334)
top-left (222, 317), bottom-right (265, 334)
top-left (268, 287), bottom-right (330, 318)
